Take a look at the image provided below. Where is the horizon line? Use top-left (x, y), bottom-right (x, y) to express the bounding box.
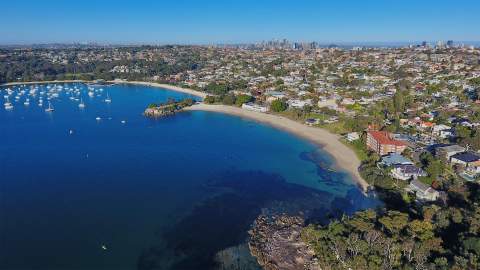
top-left (1, 40), bottom-right (480, 47)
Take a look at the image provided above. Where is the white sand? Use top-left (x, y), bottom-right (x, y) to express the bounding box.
top-left (117, 81), bottom-right (207, 98)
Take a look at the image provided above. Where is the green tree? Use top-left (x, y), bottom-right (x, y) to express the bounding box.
top-left (378, 211), bottom-right (409, 235)
top-left (235, 94), bottom-right (253, 106)
top-left (270, 99), bottom-right (288, 112)
top-left (393, 91), bottom-right (405, 114)
top-left (221, 94), bottom-right (236, 105)
top-left (204, 95), bottom-right (216, 104)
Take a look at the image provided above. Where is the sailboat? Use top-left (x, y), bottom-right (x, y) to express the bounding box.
top-left (104, 92), bottom-right (111, 103)
top-left (78, 98), bottom-right (85, 108)
top-left (45, 101), bottom-right (54, 112)
top-left (4, 97), bottom-right (13, 110)
top-left (24, 98), bottom-right (30, 106)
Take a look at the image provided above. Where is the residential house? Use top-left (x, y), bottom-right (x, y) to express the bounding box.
top-left (346, 132), bottom-right (360, 142)
top-left (288, 99), bottom-right (312, 109)
top-left (450, 152), bottom-right (480, 167)
top-left (305, 118), bottom-right (321, 126)
top-left (380, 153), bottom-right (414, 167)
top-left (435, 144), bottom-right (466, 161)
top-left (432, 124), bottom-right (453, 138)
top-left (407, 179), bottom-right (440, 202)
top-left (242, 103), bottom-right (268, 113)
top-left (390, 164), bottom-right (427, 181)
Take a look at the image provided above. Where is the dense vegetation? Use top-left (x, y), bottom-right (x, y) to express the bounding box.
top-left (301, 145), bottom-right (480, 270)
top-left (0, 47), bottom-right (203, 83)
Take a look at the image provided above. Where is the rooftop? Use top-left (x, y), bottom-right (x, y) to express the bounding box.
top-left (368, 131), bottom-right (406, 146)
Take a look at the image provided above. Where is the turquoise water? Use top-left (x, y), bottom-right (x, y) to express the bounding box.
top-left (0, 83), bottom-right (377, 270)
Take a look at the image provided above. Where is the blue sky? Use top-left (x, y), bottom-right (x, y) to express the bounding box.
top-left (0, 0), bottom-right (478, 44)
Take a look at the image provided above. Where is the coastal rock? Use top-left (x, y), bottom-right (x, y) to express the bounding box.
top-left (248, 215), bottom-right (320, 270)
top-left (144, 98), bottom-right (195, 117)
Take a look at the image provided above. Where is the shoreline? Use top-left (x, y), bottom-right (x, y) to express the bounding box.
top-left (114, 81), bottom-right (207, 98)
top-left (185, 104), bottom-right (369, 191)
top-left (1, 80), bottom-right (207, 99)
top-left (2, 80), bottom-right (88, 86)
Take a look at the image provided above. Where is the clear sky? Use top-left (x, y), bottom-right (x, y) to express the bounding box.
top-left (0, 0), bottom-right (478, 44)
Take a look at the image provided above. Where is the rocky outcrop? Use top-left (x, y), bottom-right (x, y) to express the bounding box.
top-left (248, 215), bottom-right (320, 270)
top-left (144, 98), bottom-right (195, 117)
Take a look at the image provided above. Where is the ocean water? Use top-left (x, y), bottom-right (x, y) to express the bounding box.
top-left (0, 83), bottom-right (377, 270)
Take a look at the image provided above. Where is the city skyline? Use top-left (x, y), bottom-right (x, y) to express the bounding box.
top-left (1, 0), bottom-right (479, 45)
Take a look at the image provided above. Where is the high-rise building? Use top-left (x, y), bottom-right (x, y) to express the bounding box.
top-left (446, 40), bottom-right (454, 47)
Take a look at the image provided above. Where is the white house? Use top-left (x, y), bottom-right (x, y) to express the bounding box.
top-left (346, 132), bottom-right (360, 142)
top-left (390, 164), bottom-right (427, 181)
top-left (288, 99), bottom-right (312, 109)
top-left (317, 97), bottom-right (337, 108)
top-left (407, 179), bottom-right (440, 202)
top-left (242, 103), bottom-right (268, 113)
top-left (432, 124), bottom-right (452, 138)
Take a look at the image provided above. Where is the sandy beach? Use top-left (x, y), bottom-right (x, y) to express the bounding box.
top-left (185, 104), bottom-right (369, 191)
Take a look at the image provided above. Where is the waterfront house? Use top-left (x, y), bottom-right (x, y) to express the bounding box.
top-left (287, 99), bottom-right (312, 109)
top-left (242, 102), bottom-right (269, 113)
top-left (305, 118), bottom-right (321, 126)
top-left (380, 153), bottom-right (414, 167)
top-left (345, 132), bottom-right (360, 142)
top-left (366, 131), bottom-right (407, 155)
top-left (390, 164), bottom-right (427, 181)
top-left (407, 179), bottom-right (440, 202)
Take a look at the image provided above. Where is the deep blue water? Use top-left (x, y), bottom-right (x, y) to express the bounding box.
top-left (0, 83), bottom-right (377, 270)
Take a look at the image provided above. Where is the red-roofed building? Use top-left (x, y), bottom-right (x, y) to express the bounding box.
top-left (366, 131), bottom-right (407, 156)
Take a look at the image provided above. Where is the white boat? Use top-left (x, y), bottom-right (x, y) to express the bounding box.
top-left (45, 101), bottom-right (54, 112)
top-left (104, 93), bottom-right (111, 103)
top-left (88, 91), bottom-right (94, 97)
top-left (4, 97), bottom-right (13, 110)
top-left (4, 97), bottom-right (12, 107)
top-left (96, 117), bottom-right (101, 121)
top-left (24, 99), bottom-right (30, 106)
top-left (78, 99), bottom-right (85, 108)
